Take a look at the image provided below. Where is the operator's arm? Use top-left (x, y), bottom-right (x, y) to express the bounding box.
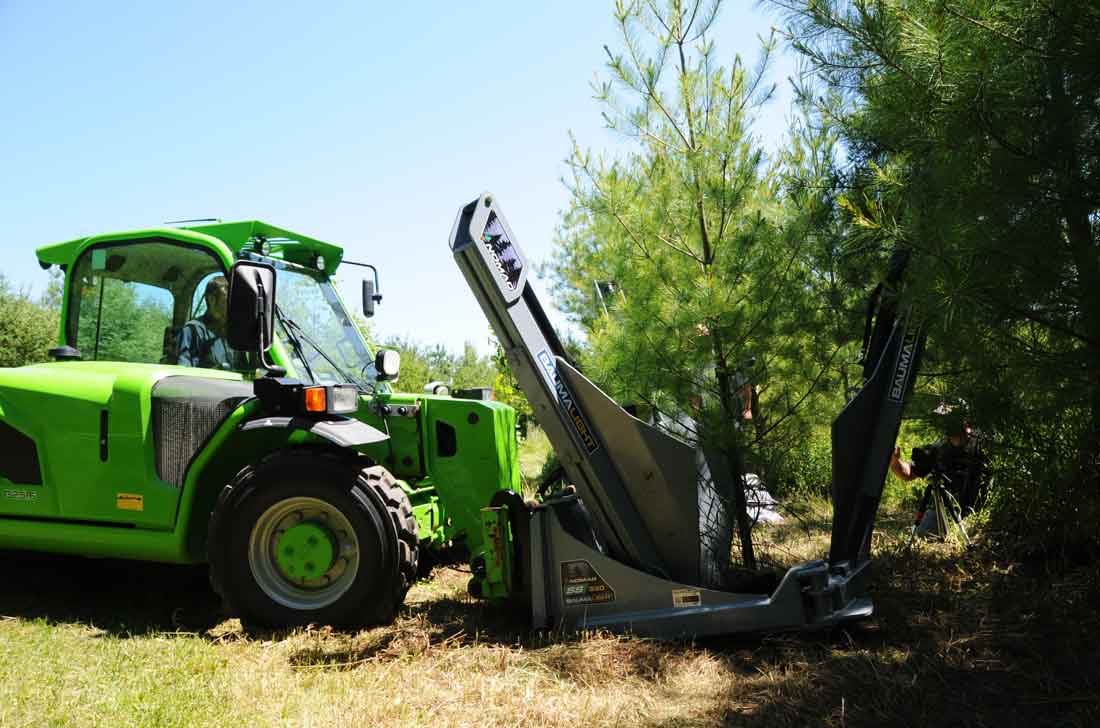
top-left (890, 446), bottom-right (917, 481)
top-left (176, 323), bottom-right (200, 367)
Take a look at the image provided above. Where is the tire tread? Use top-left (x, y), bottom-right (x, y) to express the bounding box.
top-left (207, 448), bottom-right (419, 628)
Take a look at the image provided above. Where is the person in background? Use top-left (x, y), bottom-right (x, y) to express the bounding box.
top-left (890, 407), bottom-right (987, 537)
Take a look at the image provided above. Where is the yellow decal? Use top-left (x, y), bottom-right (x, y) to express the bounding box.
top-left (116, 493), bottom-right (144, 512)
top-left (672, 588), bottom-right (702, 608)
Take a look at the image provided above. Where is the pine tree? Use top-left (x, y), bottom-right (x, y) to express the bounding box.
top-left (552, 0), bottom-right (849, 569)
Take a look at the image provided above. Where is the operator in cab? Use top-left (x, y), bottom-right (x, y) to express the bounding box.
top-left (177, 275), bottom-right (239, 370)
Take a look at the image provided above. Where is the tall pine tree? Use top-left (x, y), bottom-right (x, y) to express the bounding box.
top-left (552, 0), bottom-right (850, 569)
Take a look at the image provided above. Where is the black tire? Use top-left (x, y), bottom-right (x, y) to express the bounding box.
top-left (208, 448), bottom-right (418, 628)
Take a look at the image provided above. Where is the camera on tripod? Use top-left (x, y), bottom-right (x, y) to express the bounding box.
top-left (906, 445), bottom-right (973, 547)
top-left (910, 445), bottom-right (939, 478)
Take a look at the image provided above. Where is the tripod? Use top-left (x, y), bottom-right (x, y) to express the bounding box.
top-left (907, 472), bottom-right (973, 548)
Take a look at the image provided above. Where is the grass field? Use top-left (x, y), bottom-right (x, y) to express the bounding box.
top-left (0, 445), bottom-right (1096, 726)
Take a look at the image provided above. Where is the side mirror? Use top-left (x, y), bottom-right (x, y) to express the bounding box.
top-left (228, 260), bottom-right (277, 353)
top-left (362, 269), bottom-right (383, 318)
top-left (363, 279), bottom-right (376, 318)
top-left (375, 349), bottom-right (401, 381)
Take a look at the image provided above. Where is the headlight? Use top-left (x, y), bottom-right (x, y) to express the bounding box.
top-left (375, 349), bottom-right (401, 381)
top-left (302, 384), bottom-right (360, 415)
top-left (329, 384), bottom-right (360, 414)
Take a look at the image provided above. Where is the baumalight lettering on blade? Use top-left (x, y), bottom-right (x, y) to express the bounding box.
top-left (537, 350), bottom-right (599, 453)
top-left (889, 326), bottom-right (921, 403)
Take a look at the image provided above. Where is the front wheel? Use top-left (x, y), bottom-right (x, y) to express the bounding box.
top-left (208, 450), bottom-right (418, 628)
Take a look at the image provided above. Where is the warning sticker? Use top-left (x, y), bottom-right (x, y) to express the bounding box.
top-left (116, 493), bottom-right (144, 512)
top-left (672, 588), bottom-right (702, 608)
top-left (561, 560), bottom-right (615, 606)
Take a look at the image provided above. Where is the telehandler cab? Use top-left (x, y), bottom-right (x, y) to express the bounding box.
top-left (0, 194), bottom-right (923, 638)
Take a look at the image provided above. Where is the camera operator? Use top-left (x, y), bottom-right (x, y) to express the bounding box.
top-left (890, 409), bottom-right (986, 538)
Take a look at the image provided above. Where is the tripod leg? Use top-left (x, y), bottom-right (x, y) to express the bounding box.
top-left (907, 484), bottom-right (933, 548)
top-left (941, 488), bottom-right (973, 548)
top-left (932, 487), bottom-right (948, 540)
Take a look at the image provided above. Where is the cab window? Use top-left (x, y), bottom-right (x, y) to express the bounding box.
top-left (66, 240), bottom-right (247, 371)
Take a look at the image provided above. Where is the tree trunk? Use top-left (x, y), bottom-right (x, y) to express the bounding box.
top-left (711, 337), bottom-right (757, 571)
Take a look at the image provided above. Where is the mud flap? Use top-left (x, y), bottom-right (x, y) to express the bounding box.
top-left (239, 416), bottom-right (389, 448)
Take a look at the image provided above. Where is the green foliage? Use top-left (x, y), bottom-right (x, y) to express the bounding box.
top-left (380, 336), bottom-right (497, 393)
top-left (761, 427), bottom-right (833, 498)
top-left (40, 269), bottom-right (64, 311)
top-left (982, 412), bottom-right (1100, 562)
top-left (777, 0), bottom-right (1100, 558)
top-left (450, 342), bottom-right (498, 390)
top-left (491, 340), bottom-right (533, 432)
top-left (0, 274), bottom-right (59, 367)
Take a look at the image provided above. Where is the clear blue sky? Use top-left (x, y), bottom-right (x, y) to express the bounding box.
top-left (0, 1), bottom-right (796, 353)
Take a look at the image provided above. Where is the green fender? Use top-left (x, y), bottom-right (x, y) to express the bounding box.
top-left (177, 399), bottom-right (390, 562)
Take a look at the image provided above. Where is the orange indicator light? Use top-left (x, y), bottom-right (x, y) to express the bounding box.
top-left (304, 387), bottom-right (327, 413)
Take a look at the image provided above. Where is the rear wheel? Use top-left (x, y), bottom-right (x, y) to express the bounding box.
top-left (208, 449), bottom-right (418, 628)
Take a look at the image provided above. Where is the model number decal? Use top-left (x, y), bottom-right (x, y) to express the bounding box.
top-left (537, 350), bottom-right (600, 454)
top-left (561, 560), bottom-right (615, 605)
top-left (3, 489), bottom-right (37, 501)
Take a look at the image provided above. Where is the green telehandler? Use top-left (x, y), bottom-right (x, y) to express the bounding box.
top-left (0, 194), bottom-right (922, 638)
top-left (0, 218), bottom-right (519, 627)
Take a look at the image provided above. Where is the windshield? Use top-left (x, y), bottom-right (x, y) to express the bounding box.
top-left (272, 264), bottom-right (379, 388)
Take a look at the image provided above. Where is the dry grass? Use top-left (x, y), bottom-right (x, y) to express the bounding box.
top-left (0, 501), bottom-right (1096, 727)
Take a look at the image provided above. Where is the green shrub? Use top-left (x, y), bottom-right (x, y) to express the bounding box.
top-left (0, 281), bottom-right (58, 368)
top-left (981, 412), bottom-right (1100, 563)
top-left (758, 427), bottom-right (833, 498)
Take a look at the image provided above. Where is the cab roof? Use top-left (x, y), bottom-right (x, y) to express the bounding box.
top-left (35, 220), bottom-right (345, 276)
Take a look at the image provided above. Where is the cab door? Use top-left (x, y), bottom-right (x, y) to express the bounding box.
top-left (45, 238), bottom-right (237, 528)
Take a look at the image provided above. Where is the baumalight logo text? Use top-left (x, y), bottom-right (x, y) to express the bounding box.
top-left (890, 327), bottom-right (921, 403)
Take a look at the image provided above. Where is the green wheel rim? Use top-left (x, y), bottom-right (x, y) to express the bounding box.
top-left (274, 522), bottom-right (337, 583)
top-left (248, 496), bottom-right (360, 611)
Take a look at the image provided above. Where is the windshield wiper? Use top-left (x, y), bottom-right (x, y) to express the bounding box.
top-left (275, 306), bottom-right (369, 392)
top-left (273, 305), bottom-right (319, 384)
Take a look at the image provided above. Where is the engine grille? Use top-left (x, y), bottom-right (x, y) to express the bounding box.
top-left (152, 377), bottom-right (251, 488)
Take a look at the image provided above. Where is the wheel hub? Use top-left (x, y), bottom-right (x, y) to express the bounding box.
top-left (274, 521), bottom-right (337, 585)
top-left (248, 496), bottom-right (361, 610)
